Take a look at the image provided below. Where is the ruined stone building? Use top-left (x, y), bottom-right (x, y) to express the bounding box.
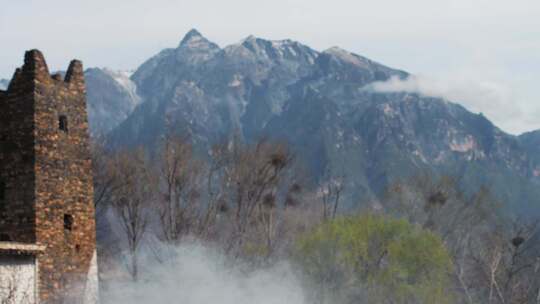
top-left (0, 50), bottom-right (98, 303)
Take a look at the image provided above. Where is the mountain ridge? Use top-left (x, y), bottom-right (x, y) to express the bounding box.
top-left (69, 30), bottom-right (540, 215)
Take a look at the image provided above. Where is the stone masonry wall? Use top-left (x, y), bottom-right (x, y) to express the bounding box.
top-left (0, 50), bottom-right (98, 304)
top-left (0, 59), bottom-right (38, 244)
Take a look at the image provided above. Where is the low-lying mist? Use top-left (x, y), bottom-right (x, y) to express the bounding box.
top-left (101, 241), bottom-right (307, 304)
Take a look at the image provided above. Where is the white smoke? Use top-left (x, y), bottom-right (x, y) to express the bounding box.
top-left (101, 242), bottom-right (307, 304)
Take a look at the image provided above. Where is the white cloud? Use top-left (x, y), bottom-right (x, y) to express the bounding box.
top-left (368, 74), bottom-right (539, 134)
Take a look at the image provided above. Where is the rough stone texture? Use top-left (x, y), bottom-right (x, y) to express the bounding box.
top-left (0, 50), bottom-right (98, 304)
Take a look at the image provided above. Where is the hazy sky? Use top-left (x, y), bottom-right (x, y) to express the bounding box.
top-left (1, 0), bottom-right (539, 134)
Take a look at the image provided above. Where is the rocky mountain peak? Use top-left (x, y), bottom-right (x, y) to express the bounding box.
top-left (242, 35), bottom-right (257, 43)
top-left (179, 28), bottom-right (202, 44)
top-left (178, 28), bottom-right (219, 50)
top-left (174, 29), bottom-right (221, 66)
top-left (229, 35), bottom-right (318, 65)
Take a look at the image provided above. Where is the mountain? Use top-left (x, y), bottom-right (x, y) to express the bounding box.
top-left (109, 29), bottom-right (319, 147)
top-left (264, 47), bottom-right (540, 209)
top-left (0, 79), bottom-right (9, 90)
top-left (102, 29), bottom-right (540, 216)
top-left (85, 68), bottom-right (142, 135)
top-left (520, 130), bottom-right (540, 169)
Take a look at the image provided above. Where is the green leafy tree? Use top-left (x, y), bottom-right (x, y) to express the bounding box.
top-left (295, 213), bottom-right (454, 304)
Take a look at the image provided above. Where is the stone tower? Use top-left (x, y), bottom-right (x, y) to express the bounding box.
top-left (0, 50), bottom-right (98, 303)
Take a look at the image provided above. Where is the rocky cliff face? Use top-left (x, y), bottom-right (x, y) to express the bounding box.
top-left (108, 29), bottom-right (319, 148)
top-left (84, 68), bottom-right (141, 136)
top-left (92, 29), bottom-right (540, 215)
top-left (264, 47), bottom-right (540, 210)
top-left (519, 130), bottom-right (540, 170)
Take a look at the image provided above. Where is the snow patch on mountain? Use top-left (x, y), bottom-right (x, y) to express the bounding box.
top-left (103, 69), bottom-right (142, 107)
top-left (84, 67), bottom-right (145, 135)
top-left (233, 36), bottom-right (318, 63)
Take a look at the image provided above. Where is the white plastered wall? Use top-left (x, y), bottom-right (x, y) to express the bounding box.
top-left (0, 255), bottom-right (37, 304)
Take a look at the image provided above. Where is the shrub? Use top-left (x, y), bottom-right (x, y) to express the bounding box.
top-left (295, 213), bottom-right (453, 304)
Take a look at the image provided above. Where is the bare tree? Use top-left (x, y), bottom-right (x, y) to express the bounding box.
top-left (384, 173), bottom-right (540, 304)
top-left (109, 148), bottom-right (156, 281)
top-left (209, 138), bottom-right (299, 261)
top-left (470, 218), bottom-right (540, 304)
top-left (384, 174), bottom-right (498, 245)
top-left (91, 138), bottom-right (117, 213)
top-left (156, 133), bottom-right (207, 244)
